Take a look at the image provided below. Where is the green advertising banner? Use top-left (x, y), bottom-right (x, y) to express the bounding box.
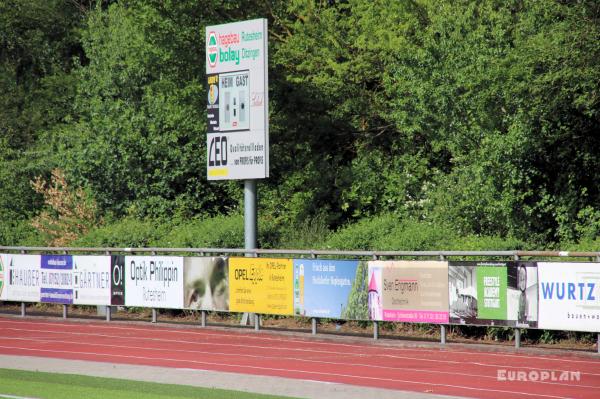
top-left (476, 266), bottom-right (507, 320)
top-left (449, 261), bottom-right (538, 328)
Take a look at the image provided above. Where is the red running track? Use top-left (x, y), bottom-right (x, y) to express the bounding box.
top-left (0, 317), bottom-right (599, 399)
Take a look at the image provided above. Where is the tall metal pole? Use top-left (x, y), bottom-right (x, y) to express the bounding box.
top-left (244, 180), bottom-right (257, 251)
top-left (242, 179), bottom-right (258, 329)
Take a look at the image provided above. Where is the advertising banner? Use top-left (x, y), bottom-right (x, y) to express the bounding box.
top-left (5, 254), bottom-right (41, 302)
top-left (72, 256), bottom-right (111, 305)
top-left (293, 259), bottom-right (368, 319)
top-left (538, 262), bottom-right (600, 332)
top-left (206, 18), bottom-right (269, 180)
top-left (368, 261), bottom-right (449, 323)
top-left (229, 257), bottom-right (293, 315)
top-left (184, 257), bottom-right (229, 311)
top-left (40, 255), bottom-right (73, 304)
top-left (448, 262), bottom-right (538, 328)
top-left (125, 256), bottom-right (184, 309)
top-left (0, 254), bottom-right (6, 301)
top-left (111, 255), bottom-right (125, 305)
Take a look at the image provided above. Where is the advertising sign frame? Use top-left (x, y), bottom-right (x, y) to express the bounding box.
top-left (125, 256), bottom-right (184, 309)
top-left (538, 262), bottom-right (600, 332)
top-left (205, 18), bottom-right (269, 180)
top-left (368, 261), bottom-right (449, 324)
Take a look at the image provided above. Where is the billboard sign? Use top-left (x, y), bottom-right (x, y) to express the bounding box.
top-left (40, 255), bottom-right (73, 304)
top-left (206, 18), bottom-right (269, 180)
top-left (368, 261), bottom-right (449, 323)
top-left (183, 257), bottom-right (229, 311)
top-left (73, 256), bottom-right (111, 305)
top-left (111, 255), bottom-right (125, 305)
top-left (449, 262), bottom-right (538, 328)
top-left (5, 254), bottom-right (41, 302)
top-left (125, 256), bottom-right (184, 309)
top-left (293, 259), bottom-right (368, 319)
top-left (0, 254), bottom-right (6, 301)
top-left (229, 257), bottom-right (293, 315)
top-left (538, 262), bottom-right (600, 332)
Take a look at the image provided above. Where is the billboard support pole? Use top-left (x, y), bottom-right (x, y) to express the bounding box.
top-left (21, 302), bottom-right (26, 317)
top-left (152, 308), bottom-right (157, 323)
top-left (254, 314), bottom-right (261, 331)
top-left (242, 179), bottom-right (259, 329)
top-left (106, 306), bottom-right (111, 322)
top-left (62, 305), bottom-right (68, 319)
top-left (597, 333), bottom-right (599, 354)
top-left (440, 325), bottom-right (446, 345)
top-left (514, 328), bottom-right (521, 349)
top-left (244, 180), bottom-right (257, 253)
top-left (201, 310), bottom-right (207, 327)
top-left (373, 321), bottom-right (379, 340)
top-left (312, 318), bottom-right (317, 335)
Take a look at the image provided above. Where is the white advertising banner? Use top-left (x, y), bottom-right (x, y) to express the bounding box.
top-left (5, 254), bottom-right (41, 302)
top-left (125, 256), bottom-right (184, 309)
top-left (0, 254), bottom-right (7, 301)
top-left (206, 18), bottom-right (269, 180)
top-left (538, 262), bottom-right (600, 332)
top-left (73, 256), bottom-right (111, 306)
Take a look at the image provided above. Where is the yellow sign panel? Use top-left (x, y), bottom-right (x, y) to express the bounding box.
top-left (229, 257), bottom-right (293, 315)
top-left (208, 168), bottom-right (228, 177)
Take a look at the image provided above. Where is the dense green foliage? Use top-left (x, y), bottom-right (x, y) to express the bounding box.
top-left (1, 0), bottom-right (599, 250)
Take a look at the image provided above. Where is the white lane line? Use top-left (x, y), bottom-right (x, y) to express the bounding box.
top-left (3, 327), bottom-right (599, 380)
top-left (1, 318), bottom-right (599, 366)
top-left (0, 345), bottom-right (576, 399)
top-left (4, 335), bottom-right (599, 390)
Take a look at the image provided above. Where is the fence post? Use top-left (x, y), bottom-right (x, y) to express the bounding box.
top-left (102, 250), bottom-right (112, 319)
top-left (311, 318), bottom-right (317, 335)
top-left (21, 302), bottom-right (26, 317)
top-left (514, 328), bottom-right (521, 349)
top-left (152, 308), bottom-right (157, 323)
top-left (62, 304), bottom-right (68, 319)
top-left (440, 325), bottom-right (446, 345)
top-left (201, 310), bottom-right (207, 327)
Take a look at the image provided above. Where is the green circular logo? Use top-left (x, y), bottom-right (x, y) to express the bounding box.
top-left (207, 32), bottom-right (218, 68)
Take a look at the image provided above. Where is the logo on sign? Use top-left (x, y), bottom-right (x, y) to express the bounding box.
top-left (207, 31), bottom-right (218, 68)
top-left (208, 84), bottom-right (218, 105)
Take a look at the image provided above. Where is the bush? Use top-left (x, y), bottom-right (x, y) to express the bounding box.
top-left (157, 214), bottom-right (244, 249)
top-left (72, 218), bottom-right (170, 248)
top-left (0, 219), bottom-right (44, 247)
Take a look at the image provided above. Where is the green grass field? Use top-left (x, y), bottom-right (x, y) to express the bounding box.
top-left (0, 368), bottom-right (296, 399)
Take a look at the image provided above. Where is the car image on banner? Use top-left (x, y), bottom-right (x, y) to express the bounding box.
top-left (538, 262), bottom-right (600, 332)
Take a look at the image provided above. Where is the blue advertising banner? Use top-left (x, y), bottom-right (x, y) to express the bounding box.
top-left (293, 259), bottom-right (365, 319)
top-left (40, 255), bottom-right (73, 304)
